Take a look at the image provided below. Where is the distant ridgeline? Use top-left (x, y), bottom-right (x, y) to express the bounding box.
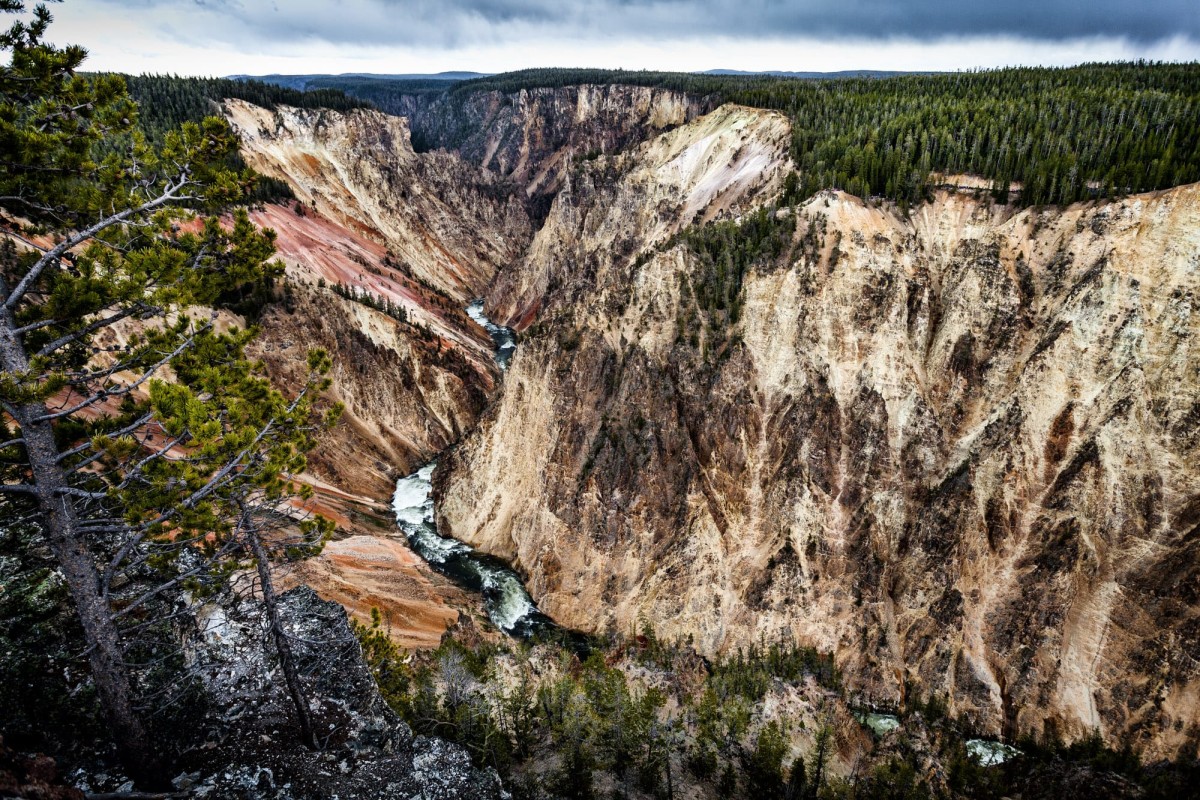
top-left (117, 65), bottom-right (1200, 208)
top-left (115, 75), bottom-right (375, 203)
top-left (292, 76), bottom-right (460, 109)
top-left (297, 63), bottom-right (1200, 208)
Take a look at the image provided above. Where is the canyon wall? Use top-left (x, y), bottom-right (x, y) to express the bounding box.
top-left (437, 102), bottom-right (1200, 760)
top-left (226, 98), bottom-right (530, 302)
top-left (223, 88), bottom-right (706, 644)
top-left (224, 99), bottom-right (529, 499)
top-left (410, 84), bottom-right (711, 201)
top-left (225, 86), bottom-right (710, 496)
top-left (222, 91), bottom-right (1199, 757)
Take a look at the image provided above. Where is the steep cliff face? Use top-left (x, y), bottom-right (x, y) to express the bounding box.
top-left (411, 84), bottom-right (711, 200)
top-left (437, 102), bottom-right (1200, 760)
top-left (224, 100), bottom-right (530, 497)
top-left (223, 92), bottom-right (723, 645)
top-left (226, 99), bottom-right (530, 301)
top-left (488, 103), bottom-right (795, 326)
top-left (227, 88), bottom-right (721, 501)
top-left (248, 282), bottom-right (493, 499)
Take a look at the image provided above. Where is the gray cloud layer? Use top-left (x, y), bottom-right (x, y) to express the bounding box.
top-left (109, 0), bottom-right (1198, 48)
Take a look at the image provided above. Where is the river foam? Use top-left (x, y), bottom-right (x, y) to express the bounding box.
top-left (467, 300), bottom-right (517, 370)
top-left (392, 461), bottom-right (548, 636)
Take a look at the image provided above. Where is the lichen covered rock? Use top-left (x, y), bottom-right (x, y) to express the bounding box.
top-left (177, 586), bottom-right (507, 799)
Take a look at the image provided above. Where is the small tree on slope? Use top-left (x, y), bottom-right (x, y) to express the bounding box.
top-left (0, 1), bottom-right (337, 782)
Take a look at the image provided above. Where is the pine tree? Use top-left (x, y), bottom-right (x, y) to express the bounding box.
top-left (0, 2), bottom-right (337, 784)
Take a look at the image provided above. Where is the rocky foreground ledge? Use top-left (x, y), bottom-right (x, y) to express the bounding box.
top-left (166, 586), bottom-right (506, 799)
top-left (2, 587), bottom-right (507, 800)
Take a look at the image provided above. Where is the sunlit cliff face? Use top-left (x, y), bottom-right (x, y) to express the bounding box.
top-left (437, 104), bottom-right (1200, 760)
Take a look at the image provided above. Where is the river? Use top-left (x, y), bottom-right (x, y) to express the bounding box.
top-left (853, 710), bottom-right (1020, 765)
top-left (391, 301), bottom-right (555, 639)
top-left (466, 299), bottom-right (517, 370)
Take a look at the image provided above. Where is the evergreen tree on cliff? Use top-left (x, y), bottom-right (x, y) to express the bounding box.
top-left (0, 1), bottom-right (337, 783)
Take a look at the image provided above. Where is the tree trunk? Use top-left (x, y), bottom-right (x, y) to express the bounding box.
top-left (247, 530), bottom-right (318, 749)
top-left (809, 726), bottom-right (830, 800)
top-left (0, 304), bottom-right (160, 785)
top-left (664, 741), bottom-right (674, 800)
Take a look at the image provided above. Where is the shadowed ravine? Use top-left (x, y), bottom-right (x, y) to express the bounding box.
top-left (467, 299), bottom-right (518, 371)
top-left (391, 304), bottom-right (552, 638)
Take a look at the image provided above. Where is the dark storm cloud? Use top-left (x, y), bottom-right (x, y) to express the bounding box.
top-left (438, 0), bottom-right (1197, 43)
top-left (88, 0), bottom-right (1198, 52)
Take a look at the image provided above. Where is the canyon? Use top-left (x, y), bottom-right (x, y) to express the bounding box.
top-left (220, 84), bottom-right (1200, 762)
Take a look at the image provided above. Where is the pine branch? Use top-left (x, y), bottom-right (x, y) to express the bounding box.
top-left (36, 321), bottom-right (213, 422)
top-left (4, 174), bottom-right (196, 311)
top-left (57, 411), bottom-right (155, 463)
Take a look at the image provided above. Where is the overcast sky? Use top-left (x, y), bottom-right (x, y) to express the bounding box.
top-left (39, 0), bottom-right (1200, 76)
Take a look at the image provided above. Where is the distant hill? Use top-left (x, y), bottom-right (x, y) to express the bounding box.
top-left (231, 72), bottom-right (489, 91)
top-left (702, 69), bottom-right (927, 78)
top-left (238, 70), bottom-right (922, 91)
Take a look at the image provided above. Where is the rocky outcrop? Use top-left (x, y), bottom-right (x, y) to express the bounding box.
top-left (287, 535), bottom-right (474, 650)
top-left (437, 101), bottom-right (1200, 760)
top-left (173, 585), bottom-right (506, 799)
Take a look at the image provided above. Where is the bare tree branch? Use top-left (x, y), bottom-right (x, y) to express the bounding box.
top-left (36, 303), bottom-right (153, 357)
top-left (36, 324), bottom-right (211, 422)
top-left (13, 317), bottom-right (61, 335)
top-left (110, 540), bottom-right (239, 617)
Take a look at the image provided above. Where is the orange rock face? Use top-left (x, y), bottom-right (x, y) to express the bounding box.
top-left (286, 535), bottom-right (473, 650)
